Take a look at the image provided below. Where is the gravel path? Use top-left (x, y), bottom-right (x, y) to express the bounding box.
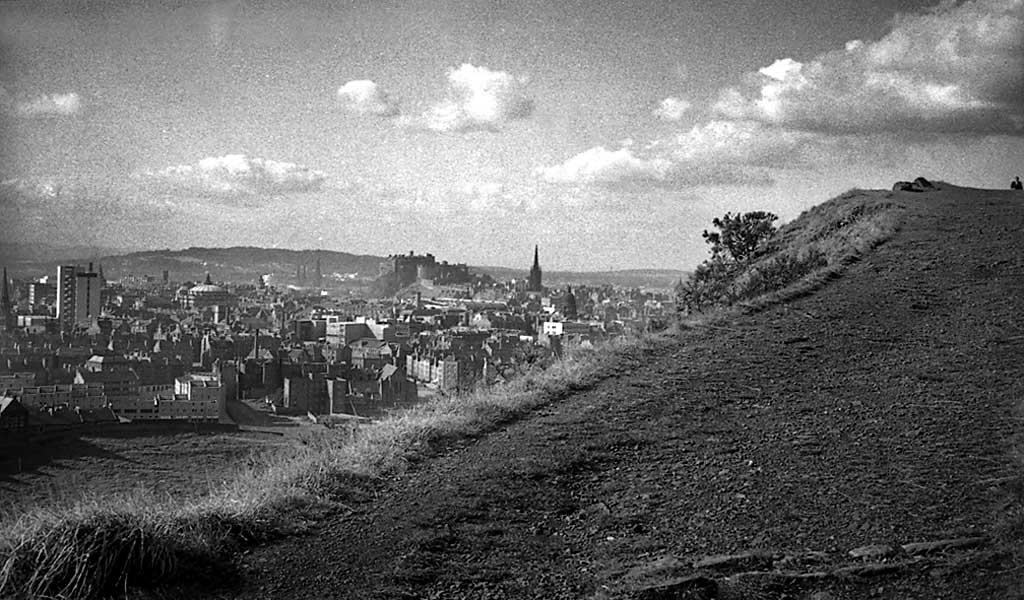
top-left (207, 186), bottom-right (1024, 600)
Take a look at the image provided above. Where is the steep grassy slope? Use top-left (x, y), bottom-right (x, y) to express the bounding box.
top-left (5, 183), bottom-right (1015, 599)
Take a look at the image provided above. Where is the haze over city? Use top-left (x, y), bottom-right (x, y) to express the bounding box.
top-left (1, 0), bottom-right (1021, 270)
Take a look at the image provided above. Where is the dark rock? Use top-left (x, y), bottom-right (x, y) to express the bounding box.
top-left (892, 178), bottom-right (936, 192)
top-left (629, 576), bottom-right (718, 600)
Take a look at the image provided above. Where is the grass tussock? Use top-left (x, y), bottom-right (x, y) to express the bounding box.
top-left (0, 331), bottom-right (671, 599)
top-left (679, 189), bottom-right (907, 314)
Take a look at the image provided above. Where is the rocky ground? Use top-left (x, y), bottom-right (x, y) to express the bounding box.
top-left (202, 186), bottom-right (1024, 599)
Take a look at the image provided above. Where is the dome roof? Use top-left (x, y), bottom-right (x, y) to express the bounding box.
top-left (190, 283), bottom-right (226, 294)
top-left (190, 273), bottom-right (226, 294)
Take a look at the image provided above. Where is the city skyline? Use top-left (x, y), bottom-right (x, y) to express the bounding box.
top-left (1, 0), bottom-right (1022, 271)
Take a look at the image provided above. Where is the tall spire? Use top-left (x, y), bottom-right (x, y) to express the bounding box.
top-left (528, 245), bottom-right (543, 292)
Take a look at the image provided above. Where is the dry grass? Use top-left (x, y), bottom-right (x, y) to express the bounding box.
top-left (0, 332), bottom-right (672, 599)
top-left (1, 429), bottom-right (291, 511)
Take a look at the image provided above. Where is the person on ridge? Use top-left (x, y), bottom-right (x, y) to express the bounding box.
top-left (1012, 176), bottom-right (1023, 190)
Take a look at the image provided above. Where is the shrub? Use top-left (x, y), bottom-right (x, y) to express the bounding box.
top-left (702, 211), bottom-right (779, 262)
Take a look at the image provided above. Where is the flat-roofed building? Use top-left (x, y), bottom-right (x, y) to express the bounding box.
top-left (8, 383), bottom-right (107, 410)
top-left (56, 265), bottom-right (77, 332)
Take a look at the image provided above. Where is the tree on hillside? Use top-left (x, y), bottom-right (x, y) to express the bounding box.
top-left (678, 210), bottom-right (780, 312)
top-left (702, 211), bottom-right (779, 263)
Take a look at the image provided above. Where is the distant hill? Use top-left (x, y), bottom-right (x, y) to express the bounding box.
top-left (3, 245), bottom-right (687, 291)
top-left (4, 246), bottom-right (388, 286)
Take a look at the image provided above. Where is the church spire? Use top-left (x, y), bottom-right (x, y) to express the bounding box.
top-left (528, 245), bottom-right (543, 292)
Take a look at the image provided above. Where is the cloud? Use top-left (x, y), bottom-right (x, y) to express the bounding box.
top-left (404, 63), bottom-right (534, 132)
top-left (337, 80), bottom-right (400, 117)
top-left (143, 154), bottom-right (327, 198)
top-left (536, 144), bottom-right (772, 190)
top-left (11, 92), bottom-right (82, 118)
top-left (0, 177), bottom-right (179, 246)
top-left (458, 181), bottom-right (534, 211)
top-left (654, 97), bottom-right (691, 121)
top-left (536, 120), bottom-right (827, 190)
top-left (0, 178), bottom-right (64, 200)
top-left (712, 0), bottom-right (1024, 135)
top-left (537, 147), bottom-right (676, 188)
top-left (665, 120), bottom-right (823, 169)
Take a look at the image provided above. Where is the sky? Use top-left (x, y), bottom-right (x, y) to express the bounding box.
top-left (0, 0), bottom-right (1022, 271)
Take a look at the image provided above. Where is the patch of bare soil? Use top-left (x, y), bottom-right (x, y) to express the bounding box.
top-left (205, 186), bottom-right (1024, 600)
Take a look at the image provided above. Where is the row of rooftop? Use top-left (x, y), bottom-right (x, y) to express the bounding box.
top-left (0, 251), bottom-right (674, 432)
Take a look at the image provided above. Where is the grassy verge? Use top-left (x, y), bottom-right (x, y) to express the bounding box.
top-left (0, 332), bottom-right (672, 599)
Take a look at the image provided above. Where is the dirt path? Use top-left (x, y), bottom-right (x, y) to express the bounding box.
top-left (208, 186), bottom-right (1024, 600)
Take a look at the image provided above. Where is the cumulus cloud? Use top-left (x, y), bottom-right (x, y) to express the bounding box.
top-left (654, 96), bottom-right (691, 121)
top-left (536, 144), bottom-right (772, 190)
top-left (666, 120), bottom-right (823, 169)
top-left (713, 0), bottom-right (1024, 135)
top-left (404, 63), bottom-right (534, 132)
top-left (12, 92), bottom-right (82, 118)
top-left (337, 80), bottom-right (399, 117)
top-left (535, 119), bottom-right (826, 190)
top-left (537, 147), bottom-right (676, 188)
top-left (144, 154), bottom-right (327, 198)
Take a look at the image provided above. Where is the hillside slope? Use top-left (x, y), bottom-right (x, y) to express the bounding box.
top-left (209, 185), bottom-right (1023, 600)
